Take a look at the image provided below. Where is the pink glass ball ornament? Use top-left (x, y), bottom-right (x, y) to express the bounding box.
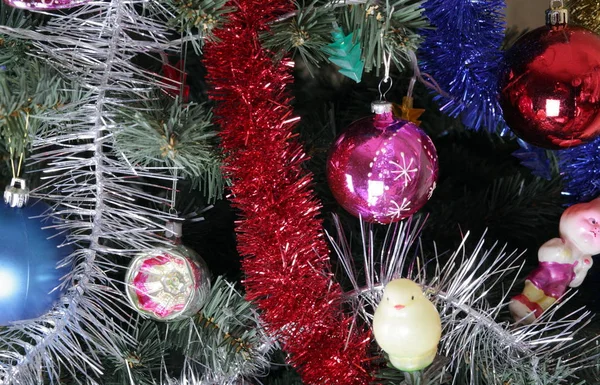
top-left (3, 0), bottom-right (90, 10)
top-left (327, 101), bottom-right (438, 224)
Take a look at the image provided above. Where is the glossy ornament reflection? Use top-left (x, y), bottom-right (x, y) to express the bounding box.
top-left (327, 101), bottom-right (438, 224)
top-left (3, 0), bottom-right (90, 10)
top-left (499, 3), bottom-right (600, 149)
top-left (125, 245), bottom-right (211, 321)
top-left (0, 201), bottom-right (73, 326)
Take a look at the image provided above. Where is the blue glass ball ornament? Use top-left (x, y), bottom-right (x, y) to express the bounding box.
top-left (0, 201), bottom-right (73, 326)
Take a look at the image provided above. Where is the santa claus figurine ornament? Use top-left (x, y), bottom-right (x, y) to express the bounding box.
top-left (510, 197), bottom-right (600, 324)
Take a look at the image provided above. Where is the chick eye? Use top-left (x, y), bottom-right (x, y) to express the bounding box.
top-left (411, 296), bottom-right (414, 300)
top-left (591, 218), bottom-right (598, 225)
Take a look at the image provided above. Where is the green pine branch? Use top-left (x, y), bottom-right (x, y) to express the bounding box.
top-left (261, 1), bottom-right (336, 75)
top-left (165, 0), bottom-right (236, 51)
top-left (0, 0), bottom-right (48, 67)
top-left (1, 2), bottom-right (66, 174)
top-left (263, 1), bottom-right (427, 77)
top-left (342, 0), bottom-right (428, 74)
top-left (0, 54), bottom-right (67, 177)
top-left (422, 130), bottom-right (564, 253)
top-left (51, 277), bottom-right (272, 385)
top-left (168, 276), bottom-right (272, 380)
top-left (114, 96), bottom-right (225, 203)
top-left (104, 321), bottom-right (165, 385)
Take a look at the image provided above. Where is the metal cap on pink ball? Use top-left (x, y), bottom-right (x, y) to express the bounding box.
top-left (327, 101), bottom-right (438, 224)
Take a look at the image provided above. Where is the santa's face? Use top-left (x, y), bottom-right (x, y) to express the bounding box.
top-left (559, 198), bottom-right (600, 255)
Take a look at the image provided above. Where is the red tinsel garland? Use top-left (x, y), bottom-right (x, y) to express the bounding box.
top-left (203, 1), bottom-right (372, 384)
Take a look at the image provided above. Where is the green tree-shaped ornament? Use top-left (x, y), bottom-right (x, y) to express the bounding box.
top-left (325, 27), bottom-right (365, 83)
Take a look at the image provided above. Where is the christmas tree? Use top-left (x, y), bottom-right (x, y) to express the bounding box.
top-left (0, 0), bottom-right (599, 384)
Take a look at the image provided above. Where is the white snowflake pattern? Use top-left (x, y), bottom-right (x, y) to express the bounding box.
top-left (389, 152), bottom-right (418, 187)
top-left (387, 198), bottom-right (411, 219)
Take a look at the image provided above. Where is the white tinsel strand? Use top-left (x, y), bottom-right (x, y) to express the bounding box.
top-left (328, 216), bottom-right (599, 384)
top-left (0, 1), bottom-right (181, 383)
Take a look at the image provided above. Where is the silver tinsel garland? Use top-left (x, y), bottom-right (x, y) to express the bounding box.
top-left (328, 216), bottom-right (599, 384)
top-left (0, 1), bottom-right (185, 382)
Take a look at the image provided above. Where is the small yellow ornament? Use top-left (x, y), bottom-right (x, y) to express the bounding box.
top-left (373, 278), bottom-right (441, 372)
top-left (393, 96), bottom-right (425, 126)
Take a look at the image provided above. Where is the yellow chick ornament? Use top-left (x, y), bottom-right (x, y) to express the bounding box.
top-left (373, 279), bottom-right (442, 372)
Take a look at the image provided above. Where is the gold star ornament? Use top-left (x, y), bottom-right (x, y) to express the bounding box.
top-left (393, 96), bottom-right (425, 126)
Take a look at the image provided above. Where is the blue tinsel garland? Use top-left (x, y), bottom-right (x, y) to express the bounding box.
top-left (559, 137), bottom-right (600, 203)
top-left (420, 0), bottom-right (506, 132)
top-left (513, 139), bottom-right (552, 180)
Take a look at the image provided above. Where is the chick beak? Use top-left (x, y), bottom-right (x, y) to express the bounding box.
top-left (394, 304), bottom-right (405, 310)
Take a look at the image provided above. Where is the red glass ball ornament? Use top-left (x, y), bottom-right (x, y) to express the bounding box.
top-left (327, 102), bottom-right (438, 224)
top-left (499, 24), bottom-right (600, 149)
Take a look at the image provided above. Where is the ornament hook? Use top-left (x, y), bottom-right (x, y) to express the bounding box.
top-left (378, 77), bottom-right (393, 101)
top-left (378, 34), bottom-right (393, 101)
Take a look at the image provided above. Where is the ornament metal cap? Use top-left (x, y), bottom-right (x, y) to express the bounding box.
top-left (165, 220), bottom-right (184, 240)
top-left (4, 178), bottom-right (30, 208)
top-left (371, 100), bottom-right (393, 114)
top-left (546, 0), bottom-right (568, 27)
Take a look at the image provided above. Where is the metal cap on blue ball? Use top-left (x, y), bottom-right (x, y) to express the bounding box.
top-left (0, 201), bottom-right (73, 326)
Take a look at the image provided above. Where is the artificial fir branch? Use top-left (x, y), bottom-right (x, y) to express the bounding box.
top-left (168, 276), bottom-right (273, 383)
top-left (165, 0), bottom-right (235, 52)
top-left (0, 1), bottom-right (182, 383)
top-left (0, 62), bottom-right (66, 165)
top-left (194, 314), bottom-right (254, 354)
top-left (422, 130), bottom-right (563, 252)
top-left (0, 5), bottom-right (65, 178)
top-left (261, 1), bottom-right (335, 74)
top-left (0, 1), bottom-right (598, 384)
top-left (0, 3), bottom-right (35, 68)
top-left (428, 174), bottom-right (563, 246)
top-left (114, 96), bottom-right (224, 203)
top-left (264, 0), bottom-right (426, 75)
top-left (0, 37), bottom-right (31, 67)
top-left (104, 320), bottom-right (165, 385)
top-left (168, 0), bottom-right (233, 33)
top-left (342, 0), bottom-right (427, 74)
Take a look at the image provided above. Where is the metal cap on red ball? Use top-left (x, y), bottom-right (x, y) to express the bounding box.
top-left (499, 0), bottom-right (600, 149)
top-left (326, 101), bottom-right (438, 224)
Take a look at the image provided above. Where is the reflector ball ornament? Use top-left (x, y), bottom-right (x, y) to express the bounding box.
top-left (499, 1), bottom-right (600, 149)
top-left (126, 245), bottom-right (211, 321)
top-left (327, 101), bottom-right (438, 224)
top-left (0, 201), bottom-right (73, 326)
